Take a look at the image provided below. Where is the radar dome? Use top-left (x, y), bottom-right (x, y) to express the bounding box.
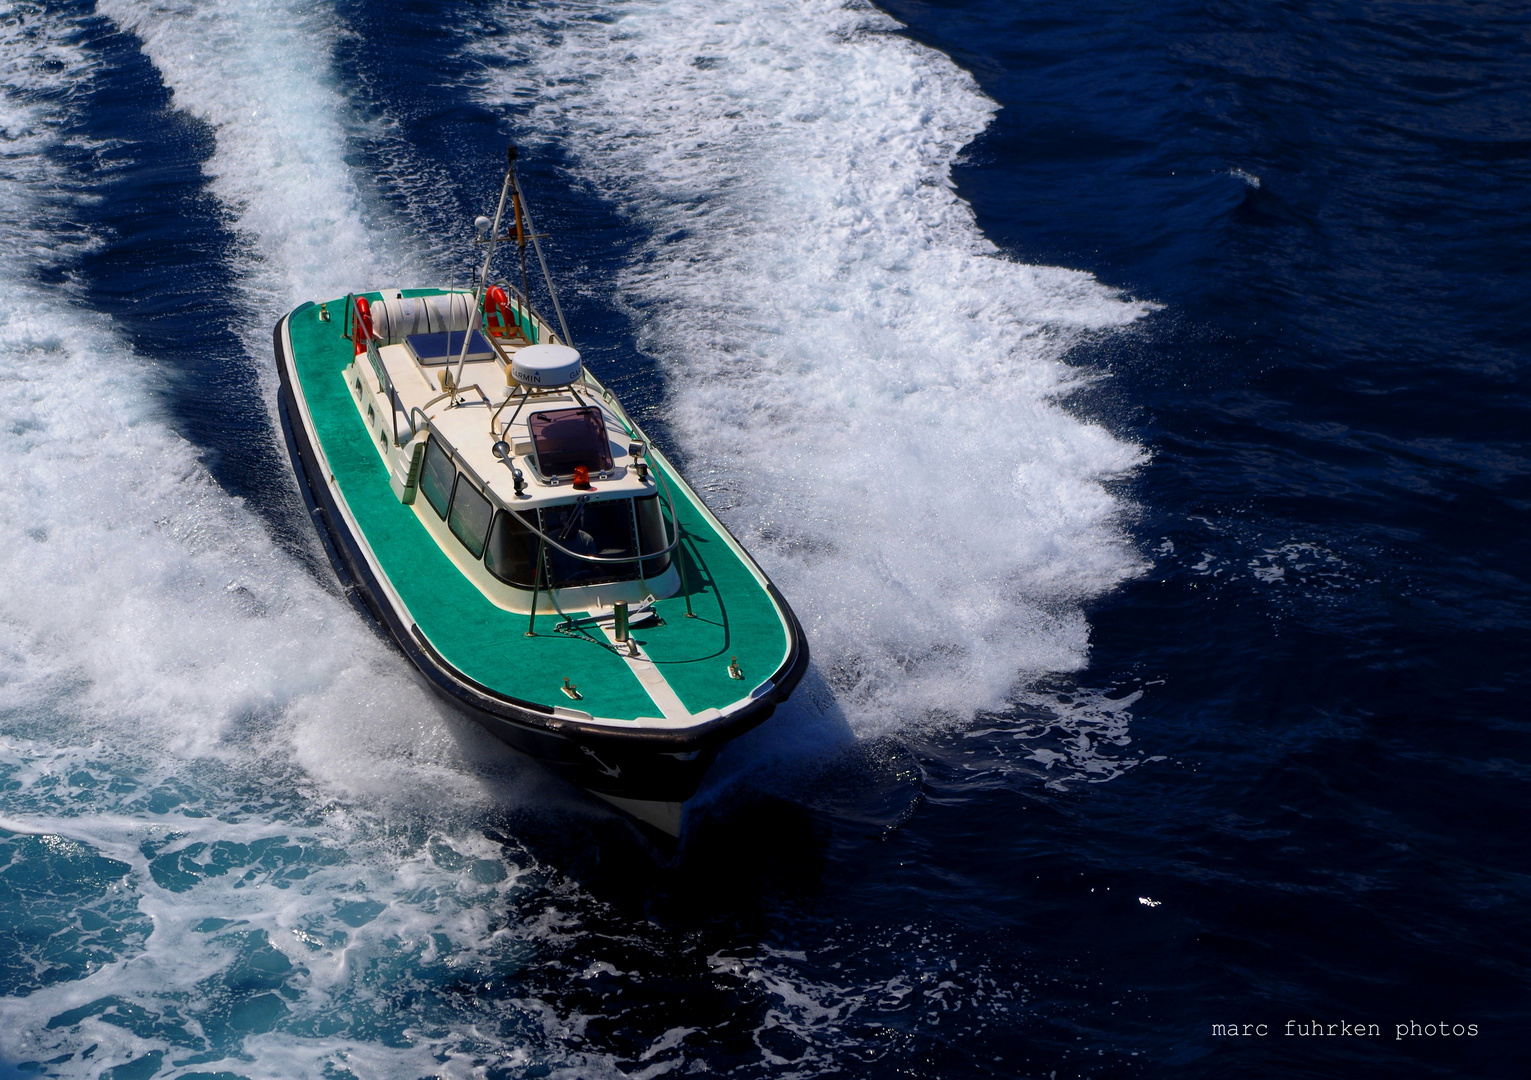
top-left (511, 344), bottom-right (582, 387)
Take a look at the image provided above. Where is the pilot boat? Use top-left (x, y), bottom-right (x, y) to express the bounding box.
top-left (272, 149), bottom-right (807, 834)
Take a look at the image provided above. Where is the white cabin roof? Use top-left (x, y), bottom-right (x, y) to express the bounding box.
top-left (375, 340), bottom-right (652, 512)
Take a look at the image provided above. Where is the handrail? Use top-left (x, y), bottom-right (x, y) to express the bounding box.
top-left (407, 405), bottom-right (431, 442)
top-left (347, 296), bottom-right (408, 448)
top-left (490, 279), bottom-right (544, 345)
top-left (365, 334), bottom-right (388, 393)
top-left (405, 409), bottom-right (683, 568)
top-left (363, 335), bottom-right (401, 446)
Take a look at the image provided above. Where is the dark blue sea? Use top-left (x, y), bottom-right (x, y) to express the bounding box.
top-left (1, 0), bottom-right (1526, 1076)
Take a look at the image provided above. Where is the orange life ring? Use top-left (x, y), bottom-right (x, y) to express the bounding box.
top-left (353, 295), bottom-right (373, 354)
top-left (484, 286), bottom-right (511, 335)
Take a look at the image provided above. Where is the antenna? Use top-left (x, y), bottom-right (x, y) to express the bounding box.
top-left (452, 147), bottom-right (518, 390)
top-left (508, 169), bottom-right (573, 348)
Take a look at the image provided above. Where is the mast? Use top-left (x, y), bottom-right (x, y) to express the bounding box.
top-left (509, 168), bottom-right (573, 347)
top-left (452, 146), bottom-right (517, 390)
top-left (454, 146), bottom-right (574, 391)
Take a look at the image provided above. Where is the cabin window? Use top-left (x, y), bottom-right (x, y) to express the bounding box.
top-left (484, 509), bottom-right (539, 587)
top-left (478, 497), bottom-right (672, 589)
top-left (419, 437), bottom-right (455, 519)
top-left (635, 494), bottom-right (672, 578)
top-left (448, 476), bottom-right (494, 559)
top-left (543, 498), bottom-right (639, 588)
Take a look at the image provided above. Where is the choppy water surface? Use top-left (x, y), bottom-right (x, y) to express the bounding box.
top-left (0, 0), bottom-right (1526, 1076)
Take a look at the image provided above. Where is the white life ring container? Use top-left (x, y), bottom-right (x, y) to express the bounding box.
top-left (370, 292), bottom-right (474, 342)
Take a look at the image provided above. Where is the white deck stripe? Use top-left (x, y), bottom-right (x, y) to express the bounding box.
top-left (599, 625), bottom-right (691, 721)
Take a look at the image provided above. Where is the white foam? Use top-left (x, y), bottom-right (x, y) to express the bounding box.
top-left (473, 0), bottom-right (1152, 731)
top-left (0, 7), bottom-right (533, 794)
top-left (95, 0), bottom-right (418, 331)
top-left (33, 0), bottom-right (478, 789)
top-left (0, 1), bottom-right (1153, 1067)
top-left (0, 13), bottom-right (617, 1074)
top-left (0, 802), bottom-right (599, 1080)
top-left (0, 198), bottom-right (473, 807)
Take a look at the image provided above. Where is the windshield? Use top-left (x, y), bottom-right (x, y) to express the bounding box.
top-left (482, 495), bottom-right (672, 590)
top-left (542, 498), bottom-right (638, 587)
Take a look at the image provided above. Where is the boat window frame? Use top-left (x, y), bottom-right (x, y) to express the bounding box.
top-left (633, 492), bottom-right (672, 579)
top-left (419, 435), bottom-right (455, 519)
top-left (408, 415), bottom-right (684, 579)
top-left (541, 497), bottom-right (646, 589)
top-left (447, 472), bottom-right (494, 559)
top-left (484, 507), bottom-right (540, 588)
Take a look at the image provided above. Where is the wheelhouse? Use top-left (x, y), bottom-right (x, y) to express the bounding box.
top-left (417, 432), bottom-right (673, 591)
top-left (337, 286), bottom-right (687, 616)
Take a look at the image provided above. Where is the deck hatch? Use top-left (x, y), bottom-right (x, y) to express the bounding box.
top-left (406, 330), bottom-right (495, 365)
top-left (528, 407), bottom-right (614, 478)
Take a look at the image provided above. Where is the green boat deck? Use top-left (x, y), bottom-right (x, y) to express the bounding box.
top-left (285, 294), bottom-right (789, 722)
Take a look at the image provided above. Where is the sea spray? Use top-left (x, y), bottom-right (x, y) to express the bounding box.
top-left (472, 0), bottom-right (1153, 731)
top-left (0, 10), bottom-right (605, 1076)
